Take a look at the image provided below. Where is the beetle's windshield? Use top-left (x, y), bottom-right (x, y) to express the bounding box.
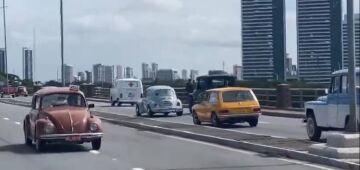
top-left (154, 89), bottom-right (174, 97)
top-left (42, 93), bottom-right (86, 108)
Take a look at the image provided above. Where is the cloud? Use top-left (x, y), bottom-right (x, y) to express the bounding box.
top-left (143, 0), bottom-right (183, 11)
top-left (72, 14), bottom-right (133, 32)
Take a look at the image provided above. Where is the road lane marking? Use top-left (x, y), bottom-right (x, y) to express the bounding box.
top-left (3, 117), bottom-right (9, 120)
top-left (259, 121), bottom-right (270, 124)
top-left (89, 150), bottom-right (100, 155)
top-left (132, 168), bottom-right (144, 170)
top-left (112, 158), bottom-right (117, 161)
top-left (278, 158), bottom-right (334, 170)
top-left (14, 121), bottom-right (21, 125)
top-left (144, 131), bottom-right (256, 155)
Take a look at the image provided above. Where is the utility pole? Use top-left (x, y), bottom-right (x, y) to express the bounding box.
top-left (2, 0), bottom-right (8, 94)
top-left (346, 0), bottom-right (358, 132)
top-left (60, 0), bottom-right (64, 86)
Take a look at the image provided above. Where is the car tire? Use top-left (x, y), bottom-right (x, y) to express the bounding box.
top-left (92, 138), bottom-right (101, 150)
top-left (136, 105), bottom-right (141, 117)
top-left (24, 121), bottom-right (32, 145)
top-left (192, 111), bottom-right (201, 125)
top-left (211, 113), bottom-right (222, 127)
top-left (35, 139), bottom-right (45, 152)
top-left (176, 111), bottom-right (183, 116)
top-left (248, 118), bottom-right (258, 127)
top-left (306, 114), bottom-right (322, 141)
top-left (147, 106), bottom-right (154, 117)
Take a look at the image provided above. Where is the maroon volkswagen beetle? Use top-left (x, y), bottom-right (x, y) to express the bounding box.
top-left (23, 86), bottom-right (103, 151)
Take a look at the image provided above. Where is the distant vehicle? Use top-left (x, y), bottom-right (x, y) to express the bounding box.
top-left (1, 86), bottom-right (17, 98)
top-left (110, 78), bottom-right (143, 106)
top-left (191, 87), bottom-right (261, 127)
top-left (305, 68), bottom-right (360, 141)
top-left (23, 86), bottom-right (103, 151)
top-left (188, 74), bottom-right (236, 113)
top-left (16, 86), bottom-right (28, 97)
top-left (136, 86), bottom-right (183, 117)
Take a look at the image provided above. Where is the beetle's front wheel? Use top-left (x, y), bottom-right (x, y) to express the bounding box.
top-left (92, 138), bottom-right (101, 150)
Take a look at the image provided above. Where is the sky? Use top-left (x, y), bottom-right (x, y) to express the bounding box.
top-left (0, 0), bottom-right (359, 81)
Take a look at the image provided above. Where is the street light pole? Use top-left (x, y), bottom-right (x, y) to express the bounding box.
top-left (2, 0), bottom-right (8, 93)
top-left (346, 0), bottom-right (358, 132)
top-left (60, 0), bottom-right (64, 87)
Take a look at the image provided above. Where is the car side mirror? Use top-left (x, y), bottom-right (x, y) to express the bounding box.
top-left (88, 104), bottom-right (95, 108)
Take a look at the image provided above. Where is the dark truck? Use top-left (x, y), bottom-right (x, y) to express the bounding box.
top-left (188, 74), bottom-right (236, 113)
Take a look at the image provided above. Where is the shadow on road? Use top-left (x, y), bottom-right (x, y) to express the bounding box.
top-left (98, 105), bottom-right (134, 108)
top-left (0, 143), bottom-right (89, 154)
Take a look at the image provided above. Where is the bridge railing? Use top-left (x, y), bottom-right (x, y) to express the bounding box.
top-left (83, 85), bottom-right (326, 109)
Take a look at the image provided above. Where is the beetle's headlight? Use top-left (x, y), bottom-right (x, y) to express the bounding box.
top-left (44, 122), bottom-right (55, 134)
top-left (89, 123), bottom-right (98, 132)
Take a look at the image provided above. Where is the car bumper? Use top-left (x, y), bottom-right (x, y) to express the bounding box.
top-left (152, 107), bottom-right (183, 113)
top-left (39, 133), bottom-right (103, 142)
top-left (218, 113), bottom-right (260, 122)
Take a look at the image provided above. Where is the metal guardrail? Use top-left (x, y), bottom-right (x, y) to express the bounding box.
top-left (90, 86), bottom-right (326, 109)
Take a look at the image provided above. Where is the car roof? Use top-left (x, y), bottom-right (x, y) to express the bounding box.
top-left (207, 87), bottom-right (251, 92)
top-left (147, 85), bottom-right (174, 90)
top-left (332, 67), bottom-right (360, 75)
top-left (35, 87), bottom-right (84, 96)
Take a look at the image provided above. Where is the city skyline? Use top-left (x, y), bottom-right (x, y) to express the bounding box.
top-left (1, 0), bottom-right (359, 82)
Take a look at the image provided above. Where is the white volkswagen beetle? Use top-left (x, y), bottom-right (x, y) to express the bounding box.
top-left (135, 86), bottom-right (183, 117)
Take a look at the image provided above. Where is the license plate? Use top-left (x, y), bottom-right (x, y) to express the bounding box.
top-left (66, 136), bottom-right (81, 141)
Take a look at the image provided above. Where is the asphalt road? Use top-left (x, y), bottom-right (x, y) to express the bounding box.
top-left (0, 102), bottom-right (340, 170)
top-left (10, 96), bottom-right (323, 139)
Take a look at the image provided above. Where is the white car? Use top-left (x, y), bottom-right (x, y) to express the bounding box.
top-left (305, 68), bottom-right (360, 141)
top-left (110, 79), bottom-right (143, 106)
top-left (135, 86), bottom-right (183, 117)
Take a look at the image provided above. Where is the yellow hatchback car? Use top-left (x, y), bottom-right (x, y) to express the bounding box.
top-left (191, 87), bottom-right (261, 127)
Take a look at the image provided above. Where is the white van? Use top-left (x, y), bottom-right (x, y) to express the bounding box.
top-left (110, 79), bottom-right (143, 106)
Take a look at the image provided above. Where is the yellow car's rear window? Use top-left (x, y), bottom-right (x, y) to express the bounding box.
top-left (222, 91), bottom-right (254, 102)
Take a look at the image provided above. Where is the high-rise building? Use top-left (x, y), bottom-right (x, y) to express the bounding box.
top-left (85, 71), bottom-right (92, 83)
top-left (190, 69), bottom-right (199, 81)
top-left (0, 48), bottom-right (5, 73)
top-left (116, 65), bottom-right (123, 79)
top-left (181, 69), bottom-right (188, 80)
top-left (92, 64), bottom-right (114, 84)
top-left (22, 47), bottom-right (33, 80)
top-left (93, 64), bottom-right (103, 83)
top-left (233, 65), bottom-right (243, 80)
top-left (343, 14), bottom-right (360, 68)
top-left (104, 65), bottom-right (114, 84)
top-left (77, 72), bottom-right (86, 82)
top-left (64, 64), bottom-right (74, 84)
top-left (297, 0), bottom-right (343, 84)
top-left (242, 0), bottom-right (286, 81)
top-left (142, 63), bottom-right (151, 79)
top-left (156, 69), bottom-right (178, 81)
top-left (125, 66), bottom-right (134, 78)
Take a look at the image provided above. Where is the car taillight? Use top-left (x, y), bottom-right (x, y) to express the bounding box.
top-left (253, 107), bottom-right (261, 113)
top-left (219, 110), bottom-right (229, 114)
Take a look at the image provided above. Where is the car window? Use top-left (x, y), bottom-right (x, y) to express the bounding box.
top-left (330, 76), bottom-right (341, 94)
top-left (154, 89), bottom-right (173, 97)
top-left (341, 75), bottom-right (348, 94)
top-left (222, 90), bottom-right (254, 102)
top-left (208, 92), bottom-right (218, 104)
top-left (42, 93), bottom-right (86, 109)
top-left (36, 97), bottom-right (40, 109)
top-left (118, 81), bottom-right (140, 88)
top-left (31, 96), bottom-right (37, 109)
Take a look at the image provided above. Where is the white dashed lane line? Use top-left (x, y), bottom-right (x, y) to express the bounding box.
top-left (132, 168), bottom-right (145, 170)
top-left (3, 117), bottom-right (9, 120)
top-left (14, 121), bottom-right (21, 125)
top-left (89, 150), bottom-right (100, 155)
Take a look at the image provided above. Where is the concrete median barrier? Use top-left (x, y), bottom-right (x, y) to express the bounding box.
top-left (0, 98), bottom-right (358, 170)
